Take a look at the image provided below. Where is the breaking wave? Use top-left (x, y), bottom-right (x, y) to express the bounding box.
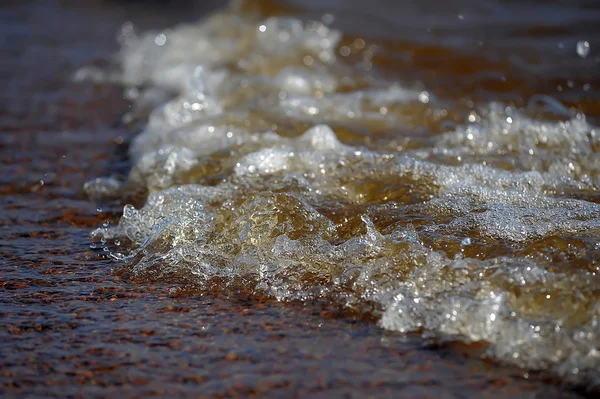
top-left (84, 1), bottom-right (600, 388)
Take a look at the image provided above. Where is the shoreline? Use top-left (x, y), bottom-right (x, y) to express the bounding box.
top-left (1, 1), bottom-right (598, 397)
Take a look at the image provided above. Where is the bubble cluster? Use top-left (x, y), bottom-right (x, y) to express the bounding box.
top-left (86, 2), bottom-right (600, 387)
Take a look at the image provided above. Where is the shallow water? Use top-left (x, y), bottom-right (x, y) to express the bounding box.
top-left (81, 0), bottom-right (600, 390)
top-left (1, 0), bottom-right (599, 397)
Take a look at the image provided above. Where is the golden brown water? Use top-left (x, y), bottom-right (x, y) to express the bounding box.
top-left (2, 0), bottom-right (599, 397)
top-left (82, 0), bottom-right (600, 389)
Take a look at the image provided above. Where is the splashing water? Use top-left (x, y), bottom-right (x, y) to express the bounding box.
top-left (85, 1), bottom-right (600, 388)
top-left (577, 40), bottom-right (591, 58)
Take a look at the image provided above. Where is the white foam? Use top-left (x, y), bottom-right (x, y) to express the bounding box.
top-left (86, 2), bottom-right (600, 387)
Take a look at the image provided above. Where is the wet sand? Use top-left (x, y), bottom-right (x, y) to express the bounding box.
top-left (0, 1), bottom-right (597, 397)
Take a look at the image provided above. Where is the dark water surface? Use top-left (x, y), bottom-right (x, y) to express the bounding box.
top-left (1, 1), bottom-right (599, 397)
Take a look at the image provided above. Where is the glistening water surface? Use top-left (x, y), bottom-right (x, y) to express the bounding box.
top-left (1, 0), bottom-right (599, 397)
top-left (84, 0), bottom-right (600, 390)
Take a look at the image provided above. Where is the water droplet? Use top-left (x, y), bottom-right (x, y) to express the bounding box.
top-left (154, 33), bottom-right (167, 46)
top-left (321, 14), bottom-right (334, 25)
top-left (576, 40), bottom-right (590, 58)
top-left (353, 38), bottom-right (365, 50)
top-left (339, 46), bottom-right (351, 57)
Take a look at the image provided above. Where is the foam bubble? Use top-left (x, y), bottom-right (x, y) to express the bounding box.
top-left (86, 2), bottom-right (600, 387)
